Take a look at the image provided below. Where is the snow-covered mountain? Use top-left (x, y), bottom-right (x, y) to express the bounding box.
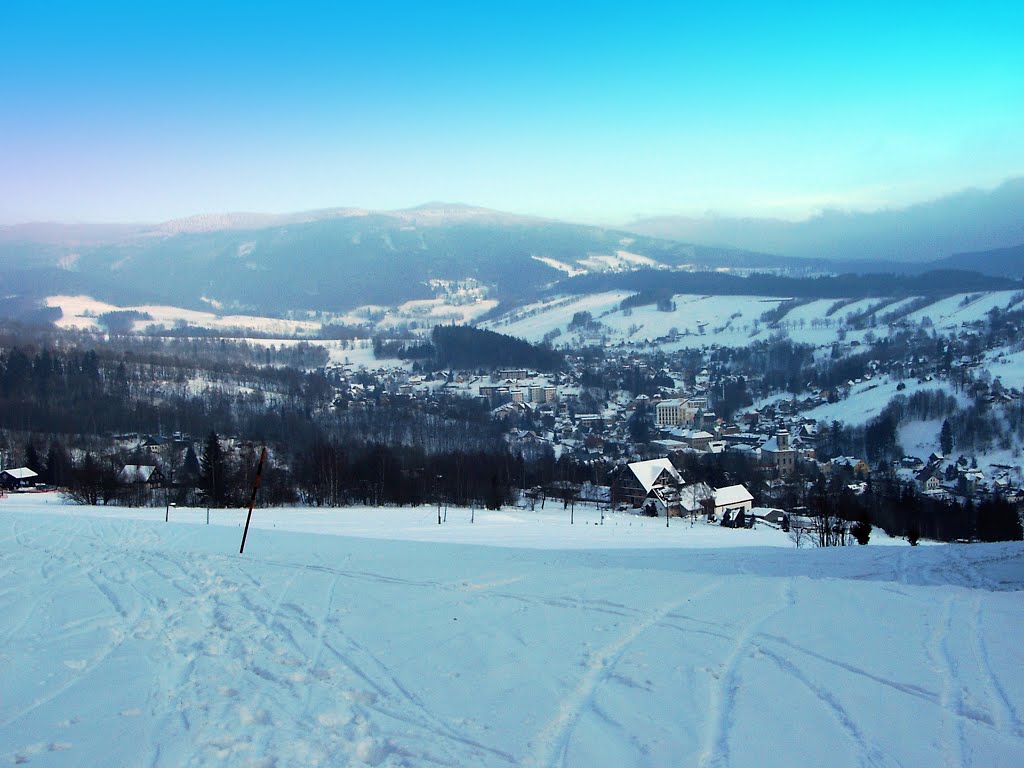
top-left (0, 204), bottom-right (798, 316)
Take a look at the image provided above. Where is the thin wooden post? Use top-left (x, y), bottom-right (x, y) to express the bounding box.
top-left (239, 445), bottom-right (267, 554)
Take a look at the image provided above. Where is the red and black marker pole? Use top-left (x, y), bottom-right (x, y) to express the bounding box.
top-left (239, 445), bottom-right (267, 554)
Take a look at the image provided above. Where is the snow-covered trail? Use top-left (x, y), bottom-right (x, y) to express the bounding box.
top-left (1, 509), bottom-right (1023, 767)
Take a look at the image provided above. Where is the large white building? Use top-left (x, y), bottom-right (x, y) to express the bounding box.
top-left (655, 398), bottom-right (699, 427)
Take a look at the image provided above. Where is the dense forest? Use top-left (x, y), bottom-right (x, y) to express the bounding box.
top-left (373, 324), bottom-right (564, 371)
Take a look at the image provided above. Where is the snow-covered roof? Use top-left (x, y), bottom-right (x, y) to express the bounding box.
top-left (830, 456), bottom-right (866, 467)
top-left (627, 458), bottom-right (682, 493)
top-left (656, 398), bottom-right (686, 408)
top-left (651, 439), bottom-right (687, 451)
top-left (2, 467), bottom-right (38, 480)
top-left (118, 465), bottom-right (158, 483)
top-left (714, 484), bottom-right (753, 507)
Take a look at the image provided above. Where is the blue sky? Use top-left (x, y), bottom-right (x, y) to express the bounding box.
top-left (2, 1), bottom-right (1022, 224)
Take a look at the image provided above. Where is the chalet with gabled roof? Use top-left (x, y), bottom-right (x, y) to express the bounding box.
top-left (1, 467), bottom-right (39, 490)
top-left (118, 465), bottom-right (165, 486)
top-left (614, 458), bottom-right (683, 512)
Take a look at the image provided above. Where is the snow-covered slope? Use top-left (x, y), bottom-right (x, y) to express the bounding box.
top-left (2, 497), bottom-right (1022, 767)
top-left (803, 375), bottom-right (968, 426)
top-left (46, 294), bottom-right (323, 335)
top-left (486, 292), bottom-right (789, 348)
top-left (902, 291), bottom-right (1023, 331)
top-left (485, 289), bottom-right (1024, 352)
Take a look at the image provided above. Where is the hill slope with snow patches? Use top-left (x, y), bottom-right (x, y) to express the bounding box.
top-left (2, 497), bottom-right (1022, 767)
top-left (485, 289), bottom-right (1024, 351)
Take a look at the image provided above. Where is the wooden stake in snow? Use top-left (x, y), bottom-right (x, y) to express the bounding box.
top-left (239, 445), bottom-right (267, 554)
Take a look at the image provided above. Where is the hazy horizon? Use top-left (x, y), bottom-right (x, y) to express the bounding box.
top-left (3, 2), bottom-right (1023, 226)
top-left (0, 176), bottom-right (1019, 234)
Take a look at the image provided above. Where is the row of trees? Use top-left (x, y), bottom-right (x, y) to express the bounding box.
top-left (11, 423), bottom-right (1022, 543)
top-left (52, 431), bottom-right (552, 513)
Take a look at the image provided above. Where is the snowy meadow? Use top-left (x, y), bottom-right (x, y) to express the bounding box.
top-left (1, 495), bottom-right (1022, 767)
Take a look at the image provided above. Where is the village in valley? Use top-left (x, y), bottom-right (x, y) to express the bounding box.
top-left (6, 284), bottom-right (1023, 546)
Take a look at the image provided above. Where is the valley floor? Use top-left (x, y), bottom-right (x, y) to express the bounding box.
top-left (1, 496), bottom-right (1022, 767)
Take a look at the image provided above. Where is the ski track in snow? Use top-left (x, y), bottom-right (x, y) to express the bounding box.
top-left (969, 594), bottom-right (1024, 739)
top-left (698, 580), bottom-right (794, 768)
top-left (929, 592), bottom-right (986, 768)
top-left (757, 632), bottom-right (942, 709)
top-left (755, 642), bottom-right (895, 768)
top-left (528, 579), bottom-right (724, 768)
top-left (1, 508), bottom-right (1024, 767)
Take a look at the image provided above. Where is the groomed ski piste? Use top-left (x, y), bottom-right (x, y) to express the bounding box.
top-left (2, 494), bottom-right (1022, 767)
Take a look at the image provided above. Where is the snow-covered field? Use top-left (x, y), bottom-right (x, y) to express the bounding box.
top-left (46, 289), bottom-right (1024, 365)
top-left (486, 293), bottom-right (790, 349)
top-left (902, 291), bottom-right (1023, 332)
top-left (46, 295), bottom-right (323, 336)
top-left (803, 375), bottom-right (967, 427)
top-left (984, 348), bottom-right (1024, 388)
top-left (2, 495), bottom-right (1023, 767)
top-left (483, 289), bottom-right (1024, 354)
top-left (46, 290), bottom-right (497, 342)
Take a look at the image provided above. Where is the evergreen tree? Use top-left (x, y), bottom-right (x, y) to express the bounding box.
top-left (940, 419), bottom-right (953, 456)
top-left (45, 440), bottom-right (74, 487)
top-left (200, 432), bottom-right (227, 506)
top-left (486, 474), bottom-right (502, 510)
top-left (182, 444), bottom-right (201, 480)
top-left (24, 441), bottom-right (42, 473)
top-left (628, 401), bottom-right (653, 444)
top-left (851, 511), bottom-right (872, 545)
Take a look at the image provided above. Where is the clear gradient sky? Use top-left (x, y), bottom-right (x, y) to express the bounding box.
top-left (2, 1), bottom-right (1022, 225)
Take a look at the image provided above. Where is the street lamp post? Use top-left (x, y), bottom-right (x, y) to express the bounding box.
top-left (437, 475), bottom-right (443, 524)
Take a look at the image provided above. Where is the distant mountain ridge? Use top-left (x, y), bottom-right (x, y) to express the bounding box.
top-left (0, 204), bottom-right (803, 317)
top-left (933, 243), bottom-right (1024, 280)
top-left (626, 177), bottom-right (1024, 264)
top-left (1, 193), bottom-right (1021, 322)
top-left (144, 203), bottom-right (540, 237)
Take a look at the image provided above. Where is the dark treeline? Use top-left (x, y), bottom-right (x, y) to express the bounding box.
top-left (0, 344), bottom-right (331, 440)
top-left (0, 325), bottom-right (331, 370)
top-left (0, 328), bottom-right (538, 510)
top-left (618, 291), bottom-right (677, 312)
top-left (292, 440), bottom-right (528, 509)
top-left (432, 325), bottom-right (563, 370)
top-left (843, 474), bottom-right (1020, 543)
top-left (97, 310), bottom-right (153, 333)
top-left (374, 325), bottom-right (563, 371)
top-left (51, 425), bottom-right (575, 515)
top-left (0, 340), bottom-right (518, 454)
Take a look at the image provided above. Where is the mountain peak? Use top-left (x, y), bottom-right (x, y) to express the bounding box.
top-left (390, 202), bottom-right (540, 226)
